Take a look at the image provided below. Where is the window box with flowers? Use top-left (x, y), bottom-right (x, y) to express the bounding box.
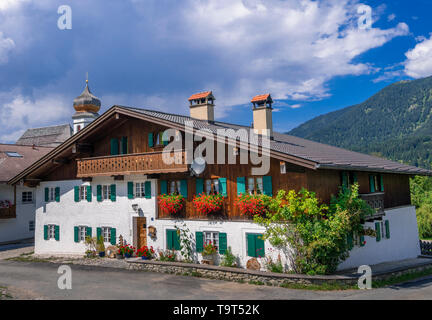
top-left (193, 193), bottom-right (224, 216)
top-left (235, 194), bottom-right (270, 218)
top-left (201, 242), bottom-right (218, 265)
top-left (136, 246), bottom-right (155, 260)
top-left (158, 194), bottom-right (185, 216)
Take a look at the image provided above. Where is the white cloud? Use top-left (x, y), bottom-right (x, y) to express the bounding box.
top-left (0, 91), bottom-right (70, 142)
top-left (388, 14), bottom-right (396, 22)
top-left (0, 32), bottom-right (15, 64)
top-left (404, 35), bottom-right (432, 79)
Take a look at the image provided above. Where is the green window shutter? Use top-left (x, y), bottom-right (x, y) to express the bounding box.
top-left (347, 233), bottom-right (353, 250)
top-left (148, 133), bottom-right (154, 148)
top-left (121, 137), bottom-right (128, 155)
top-left (74, 226), bottom-right (79, 243)
top-left (44, 225), bottom-right (48, 240)
top-left (360, 235), bottom-right (365, 247)
top-left (353, 172), bottom-right (358, 184)
top-left (162, 131), bottom-right (169, 146)
top-left (369, 175), bottom-right (375, 193)
top-left (110, 184), bottom-right (116, 202)
top-left (96, 228), bottom-right (102, 241)
top-left (237, 177), bottom-right (246, 196)
top-left (196, 232), bottom-right (204, 252)
top-left (180, 180), bottom-right (188, 198)
top-left (342, 172), bottom-right (348, 188)
top-left (174, 230), bottom-right (181, 250)
top-left (86, 227), bottom-right (92, 238)
top-left (97, 185), bottom-right (102, 202)
top-left (263, 176), bottom-right (273, 196)
top-left (145, 181), bottom-right (152, 199)
top-left (219, 178), bottom-right (227, 197)
top-left (375, 222), bottom-right (381, 242)
top-left (110, 138), bottom-right (119, 155)
top-left (219, 233), bottom-right (227, 254)
top-left (45, 188), bottom-right (49, 202)
top-left (86, 186), bottom-right (92, 202)
top-left (54, 225), bottom-right (60, 241)
top-left (110, 228), bottom-right (117, 245)
top-left (255, 235), bottom-right (265, 258)
top-left (380, 175), bottom-right (384, 192)
top-left (55, 187), bottom-right (60, 202)
top-left (247, 233), bottom-right (256, 257)
top-left (74, 186), bottom-right (80, 202)
top-left (196, 179), bottom-right (204, 195)
top-left (160, 180), bottom-right (167, 195)
top-left (166, 229), bottom-right (173, 250)
top-left (127, 182), bottom-right (134, 199)
top-left (385, 220), bottom-right (390, 239)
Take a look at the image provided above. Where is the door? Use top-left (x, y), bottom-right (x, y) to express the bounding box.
top-left (136, 217), bottom-right (147, 248)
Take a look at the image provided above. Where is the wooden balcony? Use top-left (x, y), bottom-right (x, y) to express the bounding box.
top-left (77, 150), bottom-right (188, 177)
top-left (360, 192), bottom-right (385, 220)
top-left (0, 205), bottom-right (16, 219)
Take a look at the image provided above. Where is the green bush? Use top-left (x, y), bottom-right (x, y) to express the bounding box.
top-left (417, 204), bottom-right (432, 239)
top-left (220, 246), bottom-right (237, 267)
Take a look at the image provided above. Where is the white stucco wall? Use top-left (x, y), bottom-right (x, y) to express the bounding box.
top-left (338, 205), bottom-right (421, 270)
top-left (35, 176), bottom-right (421, 271)
top-left (0, 184), bottom-right (36, 243)
top-left (35, 176), bottom-right (156, 255)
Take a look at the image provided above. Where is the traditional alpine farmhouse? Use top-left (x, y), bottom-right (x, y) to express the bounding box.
top-left (8, 82), bottom-right (431, 270)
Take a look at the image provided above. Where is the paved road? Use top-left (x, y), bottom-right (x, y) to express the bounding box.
top-left (1, 260), bottom-right (432, 300)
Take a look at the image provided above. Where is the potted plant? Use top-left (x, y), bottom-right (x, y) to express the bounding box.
top-left (158, 194), bottom-right (184, 216)
top-left (136, 246), bottom-right (155, 260)
top-left (158, 250), bottom-right (176, 262)
top-left (96, 235), bottom-right (105, 258)
top-left (193, 193), bottom-right (224, 216)
top-left (116, 246), bottom-right (125, 259)
top-left (123, 244), bottom-right (134, 258)
top-left (201, 242), bottom-right (218, 265)
top-left (84, 236), bottom-right (97, 258)
top-left (235, 194), bottom-right (269, 218)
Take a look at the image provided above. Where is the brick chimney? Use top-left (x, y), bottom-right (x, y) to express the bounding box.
top-left (251, 94), bottom-right (273, 138)
top-left (188, 91), bottom-right (215, 122)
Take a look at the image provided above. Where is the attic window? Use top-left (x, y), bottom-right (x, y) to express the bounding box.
top-left (5, 152), bottom-right (22, 158)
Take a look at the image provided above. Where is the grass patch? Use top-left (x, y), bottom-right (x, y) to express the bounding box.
top-left (373, 267), bottom-right (432, 288)
top-left (280, 281), bottom-right (357, 291)
top-left (248, 280), bottom-right (265, 286)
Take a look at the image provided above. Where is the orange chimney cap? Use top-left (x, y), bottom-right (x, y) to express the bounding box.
top-left (251, 93), bottom-right (272, 103)
top-left (188, 91), bottom-right (212, 101)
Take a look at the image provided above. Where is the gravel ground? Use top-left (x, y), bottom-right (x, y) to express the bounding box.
top-left (0, 286), bottom-right (12, 300)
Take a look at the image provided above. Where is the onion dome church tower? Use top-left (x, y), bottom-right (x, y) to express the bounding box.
top-left (72, 79), bottom-right (101, 134)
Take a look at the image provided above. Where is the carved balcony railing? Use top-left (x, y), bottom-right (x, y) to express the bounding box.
top-left (0, 205), bottom-right (16, 219)
top-left (359, 192), bottom-right (385, 220)
top-left (77, 150), bottom-right (188, 177)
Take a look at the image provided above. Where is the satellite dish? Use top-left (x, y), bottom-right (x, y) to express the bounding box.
top-left (190, 157), bottom-right (206, 176)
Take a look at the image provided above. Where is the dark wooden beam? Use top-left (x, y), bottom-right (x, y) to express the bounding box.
top-left (113, 175), bottom-right (124, 181)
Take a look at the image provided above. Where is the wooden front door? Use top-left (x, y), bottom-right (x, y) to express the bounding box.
top-left (136, 217), bottom-right (147, 248)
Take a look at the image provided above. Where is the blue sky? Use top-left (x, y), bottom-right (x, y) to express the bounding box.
top-left (0, 0), bottom-right (432, 142)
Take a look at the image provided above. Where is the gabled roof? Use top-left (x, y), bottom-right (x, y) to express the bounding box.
top-left (0, 144), bottom-right (53, 182)
top-left (16, 124), bottom-right (72, 147)
top-left (251, 94), bottom-right (272, 103)
top-left (8, 105), bottom-right (432, 185)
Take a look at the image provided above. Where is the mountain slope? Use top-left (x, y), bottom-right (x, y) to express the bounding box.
top-left (289, 76), bottom-right (432, 169)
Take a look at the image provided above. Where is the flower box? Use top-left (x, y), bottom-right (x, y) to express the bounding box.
top-left (193, 193), bottom-right (224, 216)
top-left (158, 194), bottom-right (185, 215)
top-left (235, 194), bottom-right (268, 217)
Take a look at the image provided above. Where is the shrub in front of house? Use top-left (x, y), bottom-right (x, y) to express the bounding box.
top-left (193, 193), bottom-right (224, 215)
top-left (158, 249), bottom-right (177, 262)
top-left (158, 194), bottom-right (185, 215)
top-left (136, 246), bottom-right (155, 260)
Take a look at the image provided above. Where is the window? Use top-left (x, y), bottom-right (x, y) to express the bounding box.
top-left (166, 229), bottom-right (180, 250)
top-left (135, 182), bottom-right (146, 198)
top-left (204, 179), bottom-right (220, 195)
top-left (204, 231), bottom-right (219, 250)
top-left (102, 185), bottom-right (111, 201)
top-left (169, 180), bottom-right (181, 195)
top-left (246, 233), bottom-right (265, 258)
top-left (247, 177), bottom-right (263, 195)
top-left (29, 221), bottom-right (35, 232)
top-left (78, 226), bottom-right (87, 242)
top-left (341, 171), bottom-right (358, 188)
top-left (46, 187), bottom-right (55, 202)
top-left (369, 174), bottom-right (383, 193)
top-left (102, 227), bottom-right (111, 243)
top-left (48, 225), bottom-right (56, 240)
top-left (22, 191), bottom-right (33, 203)
top-left (79, 186), bottom-right (87, 201)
